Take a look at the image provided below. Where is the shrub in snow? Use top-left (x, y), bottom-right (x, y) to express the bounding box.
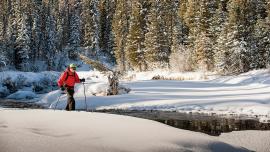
top-left (6, 91), bottom-right (37, 100)
top-left (32, 82), bottom-right (45, 93)
top-left (2, 77), bottom-right (18, 93)
top-left (152, 75), bottom-right (193, 81)
top-left (2, 75), bottom-right (28, 93)
top-left (117, 85), bottom-right (131, 95)
top-left (32, 76), bottom-right (58, 93)
top-left (0, 85), bottom-right (9, 97)
top-left (16, 74), bottom-right (28, 87)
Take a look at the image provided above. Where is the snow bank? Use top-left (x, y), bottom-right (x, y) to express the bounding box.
top-left (218, 131), bottom-right (270, 152)
top-left (210, 69), bottom-right (270, 85)
top-left (0, 109), bottom-right (249, 152)
top-left (6, 91), bottom-right (37, 100)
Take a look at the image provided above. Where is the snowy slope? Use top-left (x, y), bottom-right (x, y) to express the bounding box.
top-left (0, 109), bottom-right (250, 152)
top-left (40, 69), bottom-right (270, 122)
top-left (218, 131), bottom-right (270, 152)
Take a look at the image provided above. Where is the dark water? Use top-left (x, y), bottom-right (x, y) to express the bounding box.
top-left (0, 99), bottom-right (45, 109)
top-left (1, 99), bottom-right (269, 136)
top-left (97, 109), bottom-right (270, 136)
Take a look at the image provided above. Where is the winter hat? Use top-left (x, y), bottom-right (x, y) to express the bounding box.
top-left (69, 63), bottom-right (77, 69)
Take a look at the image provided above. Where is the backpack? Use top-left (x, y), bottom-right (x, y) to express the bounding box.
top-left (64, 71), bottom-right (75, 81)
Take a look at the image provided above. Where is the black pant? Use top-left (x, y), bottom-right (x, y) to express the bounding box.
top-left (65, 88), bottom-right (75, 111)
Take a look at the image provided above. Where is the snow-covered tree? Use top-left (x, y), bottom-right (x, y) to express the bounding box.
top-left (112, 0), bottom-right (131, 72)
top-left (46, 12), bottom-right (58, 70)
top-left (126, 0), bottom-right (147, 71)
top-left (15, 13), bottom-right (31, 71)
top-left (32, 0), bottom-right (43, 63)
top-left (144, 0), bottom-right (170, 69)
top-left (194, 32), bottom-right (214, 71)
top-left (251, 1), bottom-right (270, 68)
top-left (82, 0), bottom-right (101, 58)
top-left (69, 0), bottom-right (82, 59)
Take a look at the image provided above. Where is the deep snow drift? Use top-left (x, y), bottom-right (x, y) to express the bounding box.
top-left (0, 109), bottom-right (250, 152)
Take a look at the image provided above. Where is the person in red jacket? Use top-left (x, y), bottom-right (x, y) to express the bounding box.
top-left (58, 63), bottom-right (85, 111)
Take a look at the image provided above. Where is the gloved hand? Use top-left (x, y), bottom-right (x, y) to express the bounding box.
top-left (80, 78), bottom-right (85, 83)
top-left (60, 86), bottom-right (65, 91)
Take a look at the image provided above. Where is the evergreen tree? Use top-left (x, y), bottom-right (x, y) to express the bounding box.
top-left (32, 0), bottom-right (43, 64)
top-left (112, 0), bottom-right (131, 72)
top-left (194, 32), bottom-right (214, 71)
top-left (15, 13), bottom-right (31, 71)
top-left (69, 0), bottom-right (82, 59)
top-left (99, 0), bottom-right (116, 60)
top-left (252, 0), bottom-right (270, 68)
top-left (144, 0), bottom-right (170, 69)
top-left (46, 10), bottom-right (58, 70)
top-left (82, 0), bottom-right (101, 57)
top-left (184, 0), bottom-right (199, 44)
top-left (194, 0), bottom-right (215, 71)
top-left (126, 0), bottom-right (146, 71)
top-left (6, 0), bottom-right (20, 66)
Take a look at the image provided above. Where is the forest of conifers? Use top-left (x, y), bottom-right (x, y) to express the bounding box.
top-left (0, 0), bottom-right (269, 75)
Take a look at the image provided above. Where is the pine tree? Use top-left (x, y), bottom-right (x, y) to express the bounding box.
top-left (126, 0), bottom-right (146, 71)
top-left (82, 0), bottom-right (101, 58)
top-left (211, 0), bottom-right (228, 42)
top-left (112, 0), bottom-right (131, 72)
top-left (99, 0), bottom-right (116, 61)
top-left (6, 0), bottom-right (20, 67)
top-left (252, 0), bottom-right (270, 68)
top-left (144, 0), bottom-right (170, 69)
top-left (194, 32), bottom-right (214, 71)
top-left (194, 0), bottom-right (214, 71)
top-left (215, 0), bottom-right (255, 74)
top-left (46, 10), bottom-right (58, 70)
top-left (184, 0), bottom-right (199, 44)
top-left (32, 0), bottom-right (43, 64)
top-left (0, 11), bottom-right (7, 68)
top-left (69, 0), bottom-right (82, 59)
top-left (15, 13), bottom-right (31, 71)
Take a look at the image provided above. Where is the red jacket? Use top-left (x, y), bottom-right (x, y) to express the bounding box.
top-left (58, 68), bottom-right (80, 88)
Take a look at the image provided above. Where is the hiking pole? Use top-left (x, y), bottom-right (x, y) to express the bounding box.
top-left (54, 92), bottom-right (62, 110)
top-left (82, 82), bottom-right (88, 111)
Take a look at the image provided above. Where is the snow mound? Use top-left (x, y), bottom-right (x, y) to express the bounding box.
top-left (6, 91), bottom-right (37, 100)
top-left (210, 69), bottom-right (270, 85)
top-left (0, 110), bottom-right (249, 152)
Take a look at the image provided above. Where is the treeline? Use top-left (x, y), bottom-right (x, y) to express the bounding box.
top-left (0, 0), bottom-right (269, 75)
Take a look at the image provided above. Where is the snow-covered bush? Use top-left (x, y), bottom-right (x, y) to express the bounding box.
top-left (151, 75), bottom-right (193, 81)
top-left (32, 74), bottom-right (58, 93)
top-left (169, 47), bottom-right (194, 72)
top-left (0, 71), bottom-right (61, 97)
top-left (0, 85), bottom-right (9, 97)
top-left (2, 77), bottom-right (18, 93)
top-left (16, 74), bottom-right (27, 87)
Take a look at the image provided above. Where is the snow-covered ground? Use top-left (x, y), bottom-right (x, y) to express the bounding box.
top-left (0, 109), bottom-right (255, 152)
top-left (38, 69), bottom-right (270, 122)
top-left (1, 69), bottom-right (270, 151)
top-left (1, 69), bottom-right (270, 122)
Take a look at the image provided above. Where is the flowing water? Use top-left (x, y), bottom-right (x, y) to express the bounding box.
top-left (97, 109), bottom-right (270, 136)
